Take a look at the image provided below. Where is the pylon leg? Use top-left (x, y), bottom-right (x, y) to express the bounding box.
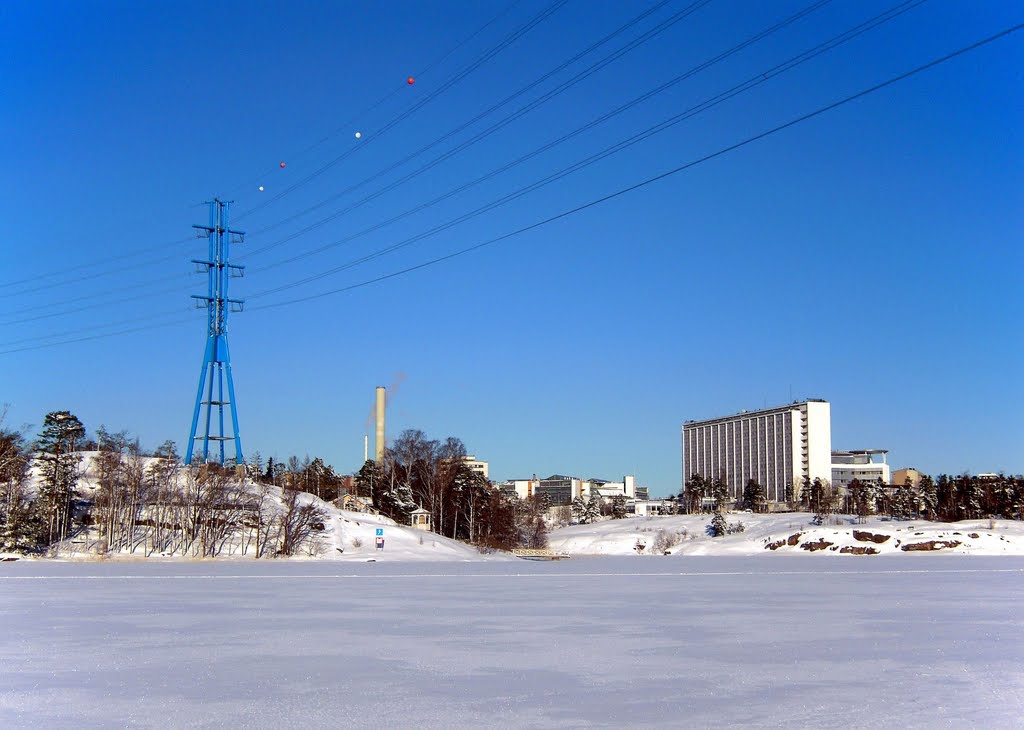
top-left (223, 337), bottom-right (243, 464)
top-left (186, 337), bottom-right (214, 465)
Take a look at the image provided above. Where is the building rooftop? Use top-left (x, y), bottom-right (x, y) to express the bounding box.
top-left (683, 399), bottom-right (829, 426)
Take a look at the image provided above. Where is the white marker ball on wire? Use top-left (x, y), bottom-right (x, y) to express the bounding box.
top-left (258, 186), bottom-right (265, 192)
top-left (355, 131), bottom-right (362, 139)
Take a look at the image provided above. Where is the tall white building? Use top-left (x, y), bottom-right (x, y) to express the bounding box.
top-left (682, 400), bottom-right (832, 503)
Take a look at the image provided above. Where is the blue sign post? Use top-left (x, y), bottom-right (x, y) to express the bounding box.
top-left (375, 527), bottom-right (384, 551)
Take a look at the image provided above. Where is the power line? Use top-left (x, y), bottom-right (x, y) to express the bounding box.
top-left (0, 0), bottom-right (532, 292)
top-left (220, 0), bottom-right (525, 202)
top-left (245, 0), bottom-right (927, 300)
top-left (246, 23), bottom-right (1022, 311)
top-left (0, 0), bottom-right (688, 313)
top-left (232, 0), bottom-right (571, 223)
top-left (0, 0), bottom-right (918, 332)
top-left (241, 0), bottom-right (690, 244)
top-left (0, 270), bottom-right (194, 322)
top-left (3, 19), bottom-right (1016, 354)
top-left (0, 236), bottom-right (193, 296)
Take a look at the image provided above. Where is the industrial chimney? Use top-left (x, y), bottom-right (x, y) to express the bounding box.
top-left (374, 386), bottom-right (386, 463)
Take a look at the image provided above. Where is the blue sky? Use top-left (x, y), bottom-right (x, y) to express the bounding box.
top-left (1, 0), bottom-right (1021, 494)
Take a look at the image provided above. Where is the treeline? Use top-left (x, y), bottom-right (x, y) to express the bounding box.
top-left (352, 429), bottom-right (547, 551)
top-left (679, 471), bottom-right (1024, 522)
top-left (846, 474), bottom-right (1024, 522)
top-left (245, 452), bottom-right (349, 503)
top-left (0, 410), bottom-right (327, 557)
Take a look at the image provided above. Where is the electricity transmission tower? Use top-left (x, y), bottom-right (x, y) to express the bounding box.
top-left (186, 199), bottom-right (245, 466)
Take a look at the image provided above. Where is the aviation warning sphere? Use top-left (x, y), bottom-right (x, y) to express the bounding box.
top-left (279, 161), bottom-right (286, 168)
top-left (407, 77), bottom-right (415, 85)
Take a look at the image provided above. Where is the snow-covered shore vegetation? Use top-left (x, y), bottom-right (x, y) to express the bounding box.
top-left (547, 511), bottom-right (1024, 556)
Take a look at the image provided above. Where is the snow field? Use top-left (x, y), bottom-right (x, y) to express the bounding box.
top-left (1, 558), bottom-right (1023, 728)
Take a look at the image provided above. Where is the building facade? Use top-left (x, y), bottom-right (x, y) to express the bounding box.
top-left (831, 450), bottom-right (890, 490)
top-left (461, 455), bottom-right (489, 480)
top-left (498, 474), bottom-right (648, 506)
top-left (891, 467), bottom-right (921, 487)
top-left (682, 400), bottom-right (832, 503)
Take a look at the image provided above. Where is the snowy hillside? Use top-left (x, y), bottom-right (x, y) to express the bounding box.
top-left (547, 512), bottom-right (1024, 556)
top-left (4, 452), bottom-right (497, 562)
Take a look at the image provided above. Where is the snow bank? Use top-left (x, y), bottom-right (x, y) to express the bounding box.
top-left (547, 512), bottom-right (1024, 556)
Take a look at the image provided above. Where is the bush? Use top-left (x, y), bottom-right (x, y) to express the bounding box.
top-left (351, 536), bottom-right (363, 548)
top-left (727, 521), bottom-right (746, 534)
top-left (652, 529), bottom-right (681, 554)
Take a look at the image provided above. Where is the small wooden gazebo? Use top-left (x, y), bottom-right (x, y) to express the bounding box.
top-left (410, 506), bottom-right (431, 531)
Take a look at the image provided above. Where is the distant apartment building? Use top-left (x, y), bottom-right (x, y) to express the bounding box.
top-left (831, 450), bottom-right (890, 490)
top-left (891, 467), bottom-right (922, 487)
top-left (462, 455), bottom-right (489, 480)
top-left (682, 400), bottom-right (832, 503)
top-left (498, 474), bottom-right (647, 505)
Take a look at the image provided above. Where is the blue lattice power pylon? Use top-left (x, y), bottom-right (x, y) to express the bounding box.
top-left (186, 199), bottom-right (245, 466)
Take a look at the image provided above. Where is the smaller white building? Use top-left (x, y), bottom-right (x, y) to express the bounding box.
top-left (462, 455), bottom-right (489, 480)
top-left (497, 474), bottom-right (649, 506)
top-left (831, 450), bottom-right (890, 490)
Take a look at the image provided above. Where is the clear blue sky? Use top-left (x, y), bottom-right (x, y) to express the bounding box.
top-left (1, 0), bottom-right (1021, 494)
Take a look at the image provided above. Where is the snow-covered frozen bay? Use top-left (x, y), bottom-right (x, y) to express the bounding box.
top-left (2, 558), bottom-right (1023, 728)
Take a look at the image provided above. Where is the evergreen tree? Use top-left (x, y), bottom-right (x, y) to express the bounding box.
top-left (742, 479), bottom-right (766, 512)
top-left (35, 410), bottom-right (85, 546)
top-left (711, 475), bottom-right (730, 511)
top-left (583, 495), bottom-right (602, 524)
top-left (891, 485), bottom-right (910, 520)
top-left (247, 451), bottom-right (264, 483)
top-left (809, 478), bottom-right (830, 525)
top-left (848, 479), bottom-right (872, 522)
top-left (570, 496), bottom-right (587, 523)
top-left (707, 510), bottom-right (727, 537)
top-left (377, 478), bottom-right (415, 525)
top-left (918, 475), bottom-right (937, 518)
top-left (610, 494), bottom-right (627, 519)
top-left (1, 425), bottom-right (42, 552)
top-left (684, 474), bottom-right (706, 513)
top-left (353, 459), bottom-right (383, 500)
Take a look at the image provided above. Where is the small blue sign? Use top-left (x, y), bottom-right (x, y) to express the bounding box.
top-left (375, 528), bottom-right (384, 536)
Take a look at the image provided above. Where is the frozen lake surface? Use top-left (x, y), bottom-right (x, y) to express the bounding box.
top-left (2, 557), bottom-right (1023, 728)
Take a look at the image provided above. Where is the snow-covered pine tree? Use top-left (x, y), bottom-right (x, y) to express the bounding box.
top-left (35, 410), bottom-right (85, 547)
top-left (707, 510), bottom-right (727, 537)
top-left (918, 475), bottom-right (937, 518)
top-left (353, 459), bottom-right (383, 500)
top-left (570, 496), bottom-right (587, 524)
top-left (0, 424), bottom-right (41, 552)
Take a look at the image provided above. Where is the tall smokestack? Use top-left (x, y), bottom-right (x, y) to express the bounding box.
top-left (374, 386), bottom-right (386, 463)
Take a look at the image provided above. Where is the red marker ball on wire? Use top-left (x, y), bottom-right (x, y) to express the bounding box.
top-left (279, 161), bottom-right (286, 168)
top-left (407, 77), bottom-right (415, 85)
